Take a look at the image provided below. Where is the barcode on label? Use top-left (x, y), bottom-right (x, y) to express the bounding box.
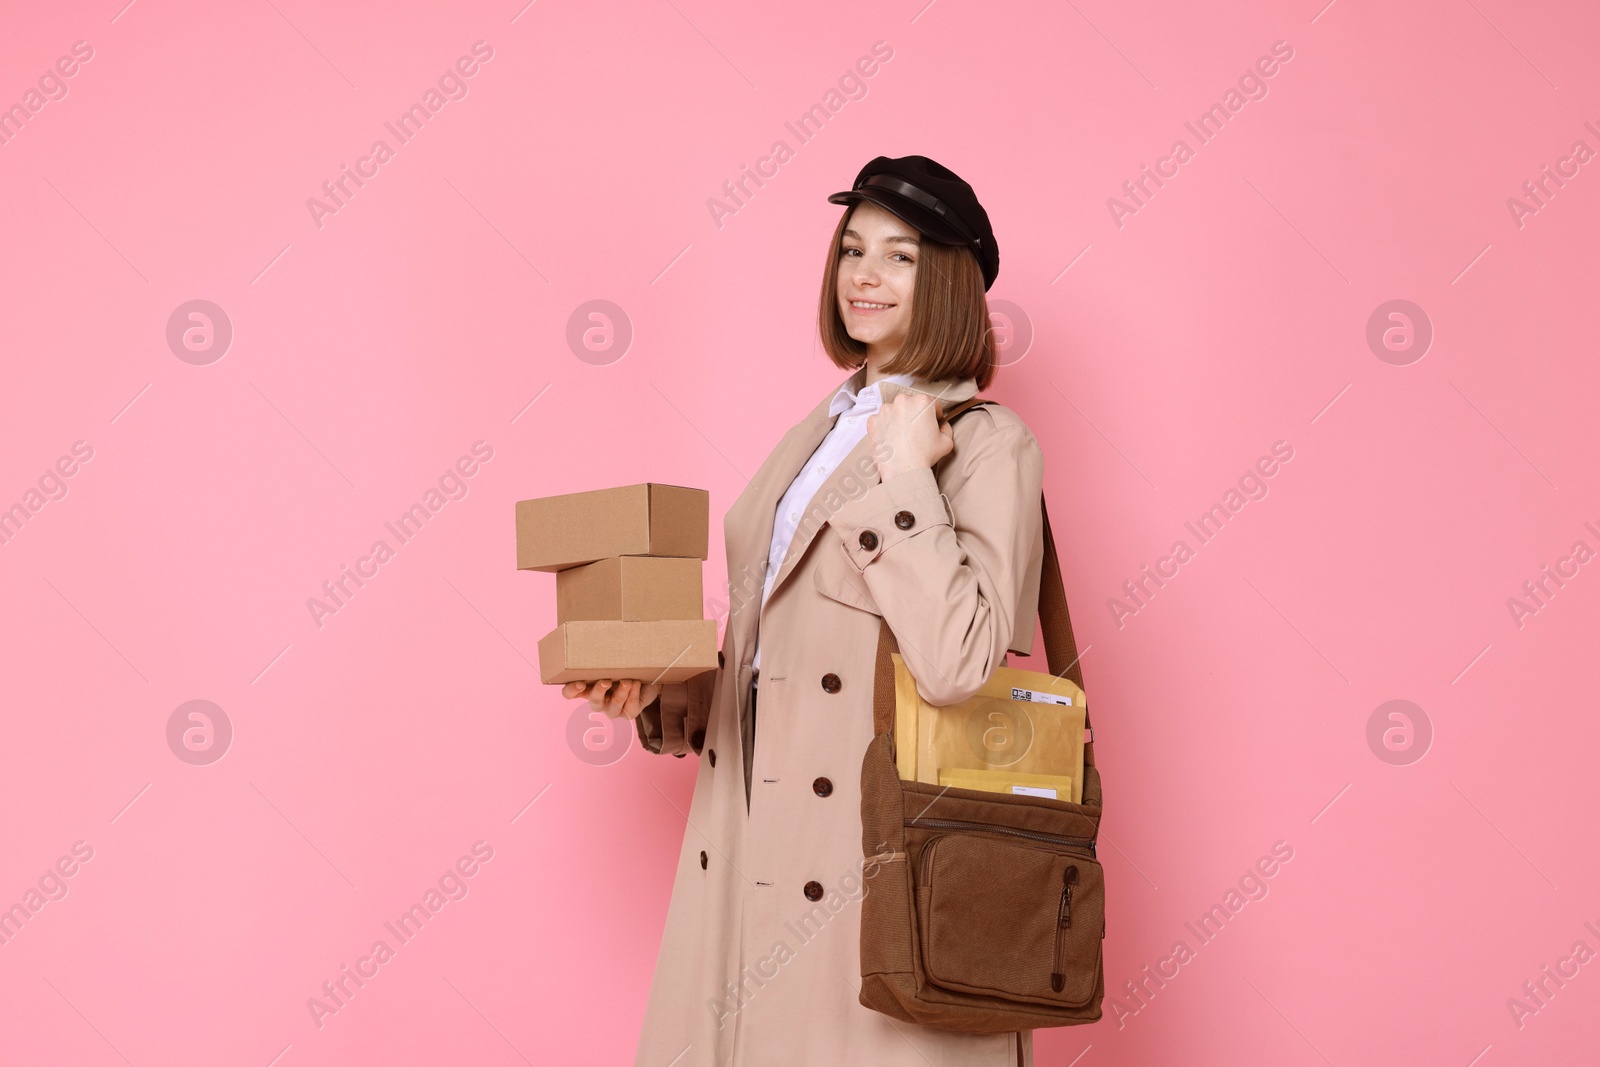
top-left (1010, 687), bottom-right (1072, 706)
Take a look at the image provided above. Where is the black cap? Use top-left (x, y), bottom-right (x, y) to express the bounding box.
top-left (827, 155), bottom-right (999, 290)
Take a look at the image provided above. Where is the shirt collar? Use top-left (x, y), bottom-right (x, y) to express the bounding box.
top-left (829, 369), bottom-right (917, 418)
top-left (826, 366), bottom-right (982, 416)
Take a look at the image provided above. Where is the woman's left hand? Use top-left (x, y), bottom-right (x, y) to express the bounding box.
top-left (868, 392), bottom-right (954, 480)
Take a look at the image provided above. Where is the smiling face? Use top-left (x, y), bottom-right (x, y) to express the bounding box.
top-left (835, 200), bottom-right (920, 368)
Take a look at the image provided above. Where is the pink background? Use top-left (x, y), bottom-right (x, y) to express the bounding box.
top-left (2, 0), bottom-right (1597, 1063)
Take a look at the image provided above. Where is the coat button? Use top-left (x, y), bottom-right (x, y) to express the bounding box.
top-left (858, 530), bottom-right (879, 551)
top-left (813, 776), bottom-right (833, 797)
top-left (894, 510), bottom-right (915, 530)
top-left (718, 651), bottom-right (726, 668)
top-left (690, 727), bottom-right (705, 751)
top-left (708, 748), bottom-right (716, 767)
top-left (700, 850), bottom-right (708, 869)
top-left (820, 673), bottom-right (841, 693)
top-left (803, 880), bottom-right (824, 901)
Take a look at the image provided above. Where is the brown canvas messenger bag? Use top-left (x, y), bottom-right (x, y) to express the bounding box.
top-left (858, 396), bottom-right (1105, 1031)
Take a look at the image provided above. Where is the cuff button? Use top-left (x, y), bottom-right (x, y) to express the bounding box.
top-left (894, 510), bottom-right (915, 530)
top-left (858, 530), bottom-right (879, 551)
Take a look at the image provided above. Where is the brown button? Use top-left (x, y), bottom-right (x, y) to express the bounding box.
top-left (707, 748), bottom-right (716, 767)
top-left (858, 530), bottom-right (879, 551)
top-left (700, 850), bottom-right (708, 869)
top-left (690, 727), bottom-right (705, 751)
top-left (803, 880), bottom-right (824, 901)
top-left (894, 510), bottom-right (915, 530)
top-left (820, 673), bottom-right (841, 693)
top-left (718, 651), bottom-right (726, 668)
top-left (813, 776), bottom-right (833, 797)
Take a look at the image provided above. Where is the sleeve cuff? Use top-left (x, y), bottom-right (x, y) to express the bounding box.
top-left (830, 467), bottom-right (951, 571)
top-left (634, 685), bottom-right (695, 757)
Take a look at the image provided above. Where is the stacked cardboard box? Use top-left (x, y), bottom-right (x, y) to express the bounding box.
top-left (516, 483), bottom-right (718, 685)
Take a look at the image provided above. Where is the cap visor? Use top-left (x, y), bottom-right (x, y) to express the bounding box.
top-left (825, 189), bottom-right (965, 245)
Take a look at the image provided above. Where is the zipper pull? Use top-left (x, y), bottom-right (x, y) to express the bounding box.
top-left (1051, 865), bottom-right (1079, 993)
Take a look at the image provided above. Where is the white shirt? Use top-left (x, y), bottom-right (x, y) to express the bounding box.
top-left (752, 371), bottom-right (915, 676)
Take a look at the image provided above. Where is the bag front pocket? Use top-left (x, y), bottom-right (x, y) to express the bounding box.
top-left (915, 829), bottom-right (1103, 1008)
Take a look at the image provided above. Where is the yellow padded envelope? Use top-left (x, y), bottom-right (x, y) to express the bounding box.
top-left (891, 652), bottom-right (1087, 805)
top-left (938, 766), bottom-right (1075, 801)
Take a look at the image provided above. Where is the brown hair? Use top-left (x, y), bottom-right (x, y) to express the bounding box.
top-left (817, 205), bottom-right (997, 390)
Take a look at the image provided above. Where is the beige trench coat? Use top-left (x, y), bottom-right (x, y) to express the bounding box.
top-left (631, 368), bottom-right (1046, 1067)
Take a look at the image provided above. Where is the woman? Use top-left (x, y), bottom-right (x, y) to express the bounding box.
top-left (565, 155), bottom-right (1047, 1066)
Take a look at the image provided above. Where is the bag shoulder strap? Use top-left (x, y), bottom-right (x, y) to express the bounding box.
top-left (873, 396), bottom-right (1090, 755)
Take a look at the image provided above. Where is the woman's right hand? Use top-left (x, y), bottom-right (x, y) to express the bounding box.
top-left (561, 679), bottom-right (662, 719)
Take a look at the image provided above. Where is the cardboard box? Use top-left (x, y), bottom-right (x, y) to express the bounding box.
top-left (516, 483), bottom-right (709, 572)
top-left (556, 556), bottom-right (703, 623)
top-left (537, 620), bottom-right (719, 685)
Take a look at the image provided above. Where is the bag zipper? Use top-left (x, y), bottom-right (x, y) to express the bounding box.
top-left (905, 817), bottom-right (1097, 856)
top-left (1051, 864), bottom-right (1079, 992)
